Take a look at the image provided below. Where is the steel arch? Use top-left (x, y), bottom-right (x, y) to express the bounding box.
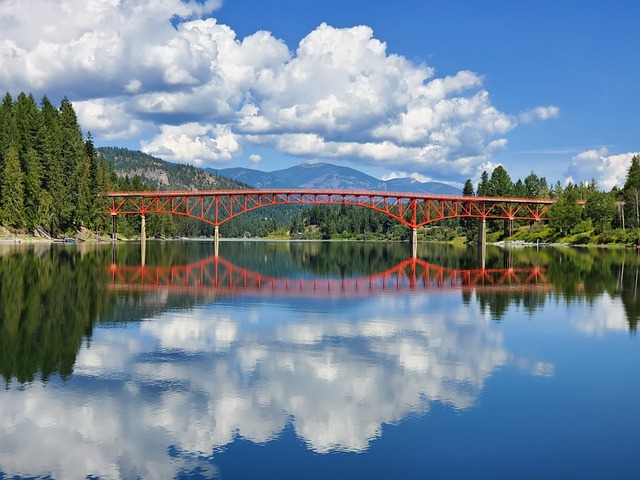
top-left (105, 189), bottom-right (557, 228)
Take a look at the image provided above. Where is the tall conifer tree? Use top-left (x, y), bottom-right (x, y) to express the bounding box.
top-left (40, 96), bottom-right (65, 233)
top-left (15, 93), bottom-right (44, 228)
top-left (1, 145), bottom-right (25, 228)
top-left (58, 97), bottom-right (85, 229)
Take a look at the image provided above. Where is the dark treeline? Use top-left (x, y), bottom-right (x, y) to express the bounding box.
top-left (284, 160), bottom-right (640, 245)
top-left (471, 160), bottom-right (640, 245)
top-left (0, 92), bottom-right (119, 236)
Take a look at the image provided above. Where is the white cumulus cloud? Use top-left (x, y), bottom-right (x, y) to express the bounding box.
top-left (519, 105), bottom-right (560, 123)
top-left (0, 1), bottom-right (557, 177)
top-left (141, 123), bottom-right (241, 165)
top-left (565, 148), bottom-right (640, 190)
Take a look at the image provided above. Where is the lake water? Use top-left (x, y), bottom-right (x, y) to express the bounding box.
top-left (1, 240), bottom-right (639, 479)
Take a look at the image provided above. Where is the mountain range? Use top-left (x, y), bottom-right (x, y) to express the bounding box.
top-left (209, 163), bottom-right (460, 194)
top-left (97, 147), bottom-right (460, 195)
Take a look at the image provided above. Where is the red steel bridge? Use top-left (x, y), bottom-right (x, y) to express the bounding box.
top-left (105, 189), bottom-right (557, 243)
top-left (107, 255), bottom-right (550, 298)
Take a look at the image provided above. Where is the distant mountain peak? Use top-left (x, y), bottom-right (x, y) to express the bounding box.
top-left (212, 162), bottom-right (460, 195)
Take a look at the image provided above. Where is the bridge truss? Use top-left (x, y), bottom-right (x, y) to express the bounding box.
top-left (105, 189), bottom-right (556, 229)
top-left (107, 256), bottom-right (549, 297)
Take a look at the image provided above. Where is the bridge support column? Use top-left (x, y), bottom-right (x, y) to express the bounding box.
top-left (478, 218), bottom-right (486, 247)
top-left (111, 214), bottom-right (117, 242)
top-left (140, 215), bottom-right (146, 243)
top-left (214, 225), bottom-right (219, 257)
top-left (411, 227), bottom-right (418, 259)
top-left (140, 215), bottom-right (146, 267)
top-left (477, 218), bottom-right (487, 269)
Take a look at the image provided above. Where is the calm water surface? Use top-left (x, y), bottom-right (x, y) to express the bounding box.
top-left (1, 241), bottom-right (639, 479)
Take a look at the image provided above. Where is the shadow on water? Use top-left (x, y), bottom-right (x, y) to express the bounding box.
top-left (2, 241), bottom-right (640, 385)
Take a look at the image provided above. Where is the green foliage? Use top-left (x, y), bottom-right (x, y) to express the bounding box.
top-left (548, 187), bottom-right (582, 235)
top-left (97, 147), bottom-right (248, 191)
top-left (622, 156), bottom-right (640, 229)
top-left (524, 171), bottom-right (549, 198)
top-left (1, 145), bottom-right (25, 228)
top-left (573, 220), bottom-right (593, 235)
top-left (0, 91), bottom-right (115, 236)
top-left (513, 179), bottom-right (526, 197)
top-left (463, 179), bottom-right (474, 196)
top-left (488, 165), bottom-right (514, 197)
top-left (288, 204), bottom-right (410, 241)
top-left (583, 189), bottom-right (617, 234)
top-left (477, 171), bottom-right (490, 196)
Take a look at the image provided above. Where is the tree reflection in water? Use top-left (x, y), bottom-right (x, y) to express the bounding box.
top-left (1, 241), bottom-right (639, 387)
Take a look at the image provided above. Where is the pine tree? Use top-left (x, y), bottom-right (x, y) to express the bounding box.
top-left (58, 97), bottom-right (85, 229)
top-left (85, 132), bottom-right (99, 196)
top-left (623, 155), bottom-right (640, 229)
top-left (40, 96), bottom-right (64, 233)
top-left (74, 155), bottom-right (93, 228)
top-left (0, 93), bottom-right (17, 204)
top-left (21, 148), bottom-right (43, 228)
top-left (477, 171), bottom-right (490, 196)
top-left (513, 179), bottom-right (526, 197)
top-left (548, 187), bottom-right (582, 235)
top-left (623, 155), bottom-right (640, 192)
top-left (1, 145), bottom-right (25, 228)
top-left (488, 166), bottom-right (514, 197)
top-left (461, 179), bottom-right (476, 239)
top-left (463, 179), bottom-right (474, 196)
top-left (0, 93), bottom-right (16, 155)
top-left (524, 171), bottom-right (548, 198)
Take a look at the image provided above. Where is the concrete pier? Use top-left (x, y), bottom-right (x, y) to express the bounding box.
top-left (411, 227), bottom-right (418, 258)
top-left (214, 225), bottom-right (220, 257)
top-left (478, 218), bottom-right (486, 248)
top-left (111, 214), bottom-right (117, 242)
top-left (141, 215), bottom-right (146, 243)
top-left (140, 215), bottom-right (146, 267)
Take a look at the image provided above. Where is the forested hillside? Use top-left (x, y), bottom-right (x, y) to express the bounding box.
top-left (97, 147), bottom-right (248, 191)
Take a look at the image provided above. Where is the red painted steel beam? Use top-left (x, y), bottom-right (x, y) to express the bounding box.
top-left (105, 189), bottom-right (558, 228)
top-left (108, 256), bottom-right (549, 293)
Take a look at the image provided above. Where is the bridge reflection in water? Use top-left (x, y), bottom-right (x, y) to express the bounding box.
top-left (107, 255), bottom-right (549, 296)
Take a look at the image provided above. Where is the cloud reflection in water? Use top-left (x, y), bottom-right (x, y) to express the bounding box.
top-left (1, 291), bottom-right (516, 478)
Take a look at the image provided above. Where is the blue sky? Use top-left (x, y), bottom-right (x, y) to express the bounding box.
top-left (1, 0), bottom-right (638, 188)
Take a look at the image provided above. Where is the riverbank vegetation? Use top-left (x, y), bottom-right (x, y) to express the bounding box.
top-left (1, 90), bottom-right (639, 246)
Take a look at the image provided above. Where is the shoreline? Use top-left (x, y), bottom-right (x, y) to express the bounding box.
top-left (0, 232), bottom-right (635, 249)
